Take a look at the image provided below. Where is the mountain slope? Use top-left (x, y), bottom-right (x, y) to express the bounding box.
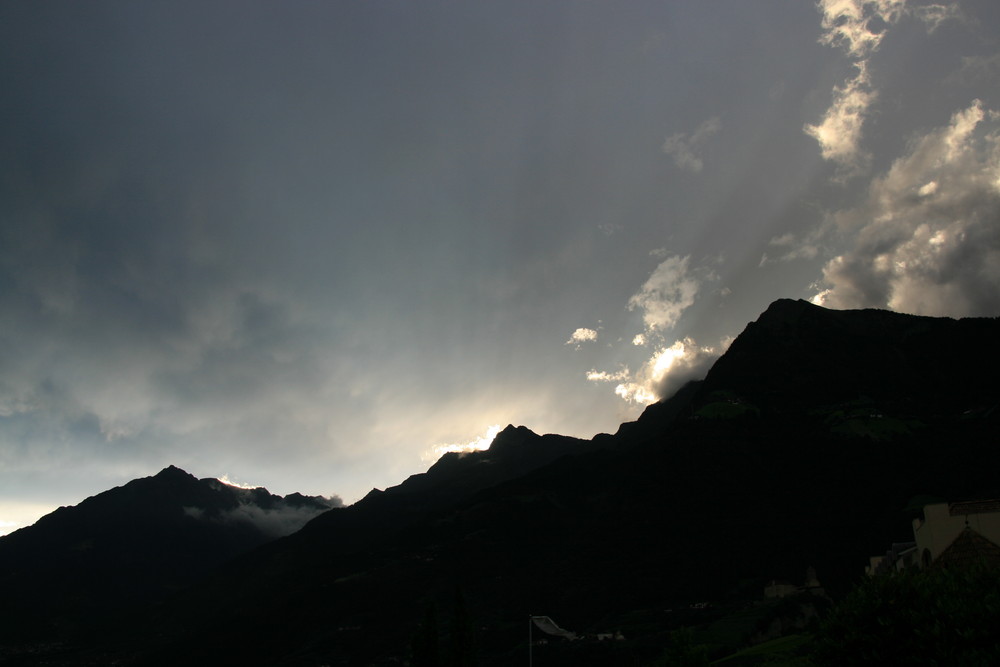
top-left (702, 298), bottom-right (999, 414)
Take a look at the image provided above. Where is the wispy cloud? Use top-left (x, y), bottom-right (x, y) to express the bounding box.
top-left (812, 100), bottom-right (1000, 316)
top-left (815, 0), bottom-right (906, 59)
top-left (662, 116), bottom-right (721, 173)
top-left (806, 1), bottom-right (961, 177)
top-left (586, 368), bottom-right (630, 383)
top-left (186, 500), bottom-right (338, 538)
top-left (760, 230), bottom-right (822, 266)
top-left (805, 62), bottom-right (876, 174)
top-left (911, 3), bottom-right (961, 32)
top-left (949, 53), bottom-right (1000, 85)
top-left (627, 255), bottom-right (704, 331)
top-left (584, 255), bottom-right (729, 405)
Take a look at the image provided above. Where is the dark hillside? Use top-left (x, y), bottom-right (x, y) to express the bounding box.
top-left (703, 298), bottom-right (1000, 415)
top-left (0, 466), bottom-right (335, 647)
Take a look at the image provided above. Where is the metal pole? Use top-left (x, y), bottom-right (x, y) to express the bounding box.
top-left (528, 615), bottom-right (532, 667)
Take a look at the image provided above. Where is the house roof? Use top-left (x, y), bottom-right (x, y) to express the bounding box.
top-left (933, 526), bottom-right (1000, 569)
top-left (949, 499), bottom-right (1000, 516)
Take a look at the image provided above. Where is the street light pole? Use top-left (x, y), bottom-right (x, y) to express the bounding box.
top-left (528, 615), bottom-right (533, 667)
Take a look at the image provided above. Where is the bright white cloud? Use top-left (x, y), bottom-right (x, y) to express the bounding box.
top-left (804, 63), bottom-right (875, 172)
top-left (582, 254), bottom-right (728, 406)
top-left (609, 338), bottom-right (721, 405)
top-left (816, 0), bottom-right (906, 59)
top-left (812, 100), bottom-right (1000, 317)
top-left (627, 255), bottom-right (702, 331)
top-left (586, 368), bottom-right (630, 383)
top-left (422, 424), bottom-right (503, 463)
top-left (662, 116), bottom-right (721, 173)
top-left (807, 1), bottom-right (959, 175)
top-left (218, 474), bottom-right (259, 490)
top-left (565, 327), bottom-right (599, 346)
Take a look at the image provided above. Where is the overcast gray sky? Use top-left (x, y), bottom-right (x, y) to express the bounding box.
top-left (2, 0), bottom-right (999, 534)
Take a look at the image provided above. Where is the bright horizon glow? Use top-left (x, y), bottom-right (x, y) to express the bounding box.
top-left (0, 501), bottom-right (64, 538)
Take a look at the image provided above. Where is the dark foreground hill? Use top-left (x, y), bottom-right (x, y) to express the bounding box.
top-left (0, 466), bottom-right (336, 648)
top-left (3, 299), bottom-right (999, 666)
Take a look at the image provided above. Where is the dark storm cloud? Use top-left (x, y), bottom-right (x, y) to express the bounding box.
top-left (0, 4), bottom-right (380, 472)
top-left (7, 0), bottom-right (725, 511)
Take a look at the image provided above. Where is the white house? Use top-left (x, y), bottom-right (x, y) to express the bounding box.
top-left (867, 499), bottom-right (1000, 575)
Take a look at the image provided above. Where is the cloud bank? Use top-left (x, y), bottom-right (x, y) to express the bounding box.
top-left (183, 485), bottom-right (342, 538)
top-left (214, 501), bottom-right (337, 538)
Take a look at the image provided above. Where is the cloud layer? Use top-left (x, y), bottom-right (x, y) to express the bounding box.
top-left (184, 495), bottom-right (340, 539)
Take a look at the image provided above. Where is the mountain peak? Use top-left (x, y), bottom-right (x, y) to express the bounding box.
top-left (154, 465), bottom-right (195, 480)
top-left (701, 299), bottom-right (997, 414)
top-left (489, 424), bottom-right (538, 453)
top-left (759, 297), bottom-right (816, 319)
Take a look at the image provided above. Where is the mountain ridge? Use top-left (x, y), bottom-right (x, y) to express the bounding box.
top-left (130, 299), bottom-right (998, 664)
top-left (3, 299), bottom-right (999, 665)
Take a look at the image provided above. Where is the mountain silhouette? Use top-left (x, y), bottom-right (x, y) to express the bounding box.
top-left (2, 299), bottom-right (998, 665)
top-left (0, 466), bottom-right (336, 646)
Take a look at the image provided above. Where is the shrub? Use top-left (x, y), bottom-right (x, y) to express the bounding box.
top-left (811, 564), bottom-right (1000, 666)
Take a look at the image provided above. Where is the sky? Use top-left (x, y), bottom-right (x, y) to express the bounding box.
top-left (2, 0), bottom-right (999, 535)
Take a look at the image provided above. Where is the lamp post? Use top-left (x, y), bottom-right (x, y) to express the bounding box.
top-left (528, 614), bottom-right (533, 667)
